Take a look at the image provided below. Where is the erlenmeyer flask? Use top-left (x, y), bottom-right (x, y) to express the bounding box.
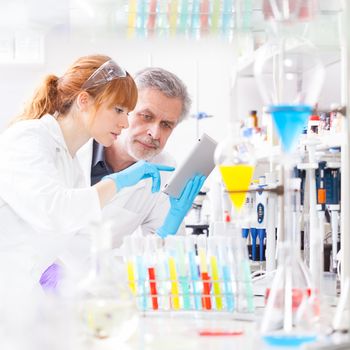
top-left (261, 243), bottom-right (317, 347)
top-left (263, 0), bottom-right (316, 23)
top-left (261, 167), bottom-right (320, 345)
top-left (214, 123), bottom-right (255, 212)
top-left (77, 222), bottom-right (138, 340)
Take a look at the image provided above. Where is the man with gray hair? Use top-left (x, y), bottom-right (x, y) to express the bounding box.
top-left (78, 67), bottom-right (204, 246)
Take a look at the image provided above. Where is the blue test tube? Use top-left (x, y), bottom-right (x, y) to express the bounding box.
top-left (174, 237), bottom-right (191, 310)
top-left (185, 236), bottom-right (201, 310)
top-left (217, 236), bottom-right (234, 311)
top-left (130, 235), bottom-right (148, 311)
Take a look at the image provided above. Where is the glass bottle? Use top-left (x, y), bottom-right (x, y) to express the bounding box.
top-left (77, 222), bottom-right (138, 341)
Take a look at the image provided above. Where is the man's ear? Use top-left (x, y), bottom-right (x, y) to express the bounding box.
top-left (76, 91), bottom-right (92, 111)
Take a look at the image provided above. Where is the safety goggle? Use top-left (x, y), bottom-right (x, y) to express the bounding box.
top-left (82, 59), bottom-right (127, 90)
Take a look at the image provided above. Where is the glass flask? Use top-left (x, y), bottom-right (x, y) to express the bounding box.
top-left (214, 122), bottom-right (256, 213)
top-left (77, 222), bottom-right (138, 340)
top-left (261, 243), bottom-right (317, 347)
top-left (263, 0), bottom-right (317, 23)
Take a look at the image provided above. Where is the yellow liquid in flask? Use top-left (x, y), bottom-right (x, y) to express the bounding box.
top-left (219, 165), bottom-right (254, 210)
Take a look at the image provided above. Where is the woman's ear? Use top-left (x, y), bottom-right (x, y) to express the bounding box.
top-left (76, 91), bottom-right (92, 111)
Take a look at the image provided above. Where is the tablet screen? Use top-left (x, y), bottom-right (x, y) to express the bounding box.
top-left (162, 133), bottom-right (218, 198)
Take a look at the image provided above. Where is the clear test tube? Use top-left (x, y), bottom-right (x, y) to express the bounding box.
top-left (197, 234), bottom-right (212, 310)
top-left (132, 235), bottom-right (148, 311)
top-left (207, 236), bottom-right (223, 310)
top-left (184, 235), bottom-right (202, 311)
top-left (164, 236), bottom-right (181, 310)
top-left (155, 245), bottom-right (171, 311)
top-left (217, 236), bottom-right (235, 312)
top-left (144, 235), bottom-right (160, 310)
top-left (174, 237), bottom-right (191, 310)
top-left (123, 235), bottom-right (137, 296)
top-left (228, 229), bottom-right (254, 313)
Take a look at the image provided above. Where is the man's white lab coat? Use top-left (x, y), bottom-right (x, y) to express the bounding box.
top-left (77, 139), bottom-right (174, 248)
top-left (0, 115), bottom-right (102, 290)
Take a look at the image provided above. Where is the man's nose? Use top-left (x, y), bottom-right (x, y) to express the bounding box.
top-left (147, 123), bottom-right (160, 139)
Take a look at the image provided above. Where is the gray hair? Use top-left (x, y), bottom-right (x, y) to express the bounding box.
top-left (134, 67), bottom-right (191, 122)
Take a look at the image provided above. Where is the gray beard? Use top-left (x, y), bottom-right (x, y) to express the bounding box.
top-left (127, 143), bottom-right (160, 161)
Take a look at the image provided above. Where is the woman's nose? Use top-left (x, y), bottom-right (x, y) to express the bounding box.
top-left (120, 112), bottom-right (129, 129)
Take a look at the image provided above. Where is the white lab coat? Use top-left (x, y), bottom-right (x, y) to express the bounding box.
top-left (77, 139), bottom-right (175, 248)
top-left (0, 114), bottom-right (102, 291)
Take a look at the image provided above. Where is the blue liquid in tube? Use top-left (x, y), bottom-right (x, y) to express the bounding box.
top-left (270, 105), bottom-right (312, 154)
top-left (263, 334), bottom-right (316, 347)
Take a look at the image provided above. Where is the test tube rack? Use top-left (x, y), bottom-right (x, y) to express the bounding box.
top-left (123, 234), bottom-right (254, 314)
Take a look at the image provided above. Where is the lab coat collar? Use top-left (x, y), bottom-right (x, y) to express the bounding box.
top-left (39, 114), bottom-right (70, 153)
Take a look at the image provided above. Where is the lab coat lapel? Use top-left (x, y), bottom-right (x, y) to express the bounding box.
top-left (76, 139), bottom-right (94, 185)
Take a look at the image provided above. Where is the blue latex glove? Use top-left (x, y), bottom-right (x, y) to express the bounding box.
top-left (103, 160), bottom-right (174, 193)
top-left (39, 262), bottom-right (63, 292)
top-left (157, 174), bottom-right (206, 238)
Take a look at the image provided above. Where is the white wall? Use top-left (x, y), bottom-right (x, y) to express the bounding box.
top-left (0, 31), bottom-right (235, 164)
top-left (0, 29), bottom-right (341, 164)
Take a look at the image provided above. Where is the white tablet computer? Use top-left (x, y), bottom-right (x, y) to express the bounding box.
top-left (162, 133), bottom-right (218, 198)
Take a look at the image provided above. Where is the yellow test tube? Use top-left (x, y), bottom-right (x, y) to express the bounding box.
top-left (168, 256), bottom-right (180, 310)
top-left (210, 255), bottom-right (223, 310)
top-left (127, 0), bottom-right (137, 37)
top-left (127, 260), bottom-right (137, 295)
top-left (169, 0), bottom-right (178, 34)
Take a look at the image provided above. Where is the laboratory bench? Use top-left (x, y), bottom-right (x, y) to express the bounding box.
top-left (76, 297), bottom-right (340, 350)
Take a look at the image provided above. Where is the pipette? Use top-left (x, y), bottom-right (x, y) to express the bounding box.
top-left (256, 176), bottom-right (267, 264)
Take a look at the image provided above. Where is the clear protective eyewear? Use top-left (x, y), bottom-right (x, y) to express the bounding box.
top-left (82, 59), bottom-right (127, 90)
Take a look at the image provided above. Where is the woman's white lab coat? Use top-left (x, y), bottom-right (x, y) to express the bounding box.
top-left (0, 114), bottom-right (102, 291)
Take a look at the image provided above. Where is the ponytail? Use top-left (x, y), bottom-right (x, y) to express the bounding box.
top-left (13, 75), bottom-right (59, 123)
